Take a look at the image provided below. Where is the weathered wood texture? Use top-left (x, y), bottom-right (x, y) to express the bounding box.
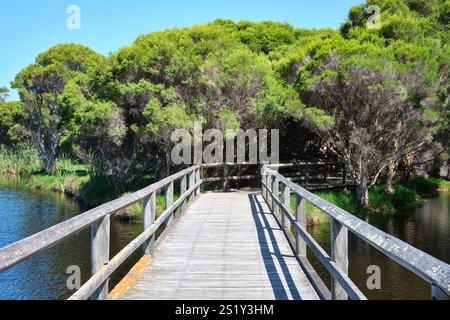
top-left (263, 166), bottom-right (450, 299)
top-left (90, 215), bottom-right (110, 300)
top-left (0, 165), bottom-right (201, 273)
top-left (119, 192), bottom-right (319, 300)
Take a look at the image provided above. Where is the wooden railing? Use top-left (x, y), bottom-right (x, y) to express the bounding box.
top-left (1, 163), bottom-right (449, 300)
top-left (0, 165), bottom-right (202, 300)
top-left (261, 165), bottom-right (450, 300)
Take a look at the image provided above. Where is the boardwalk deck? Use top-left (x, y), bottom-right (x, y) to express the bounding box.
top-left (118, 191), bottom-right (320, 300)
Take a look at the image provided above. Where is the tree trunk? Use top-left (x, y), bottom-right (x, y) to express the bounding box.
top-left (45, 154), bottom-right (57, 175)
top-left (384, 161), bottom-right (396, 197)
top-left (356, 178), bottom-right (369, 209)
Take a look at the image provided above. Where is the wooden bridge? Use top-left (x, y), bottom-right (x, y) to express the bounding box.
top-left (0, 164), bottom-right (449, 300)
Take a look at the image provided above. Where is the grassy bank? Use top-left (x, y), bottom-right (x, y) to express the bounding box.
top-left (0, 145), bottom-right (179, 221)
top-left (0, 145), bottom-right (41, 176)
top-left (2, 146), bottom-right (448, 224)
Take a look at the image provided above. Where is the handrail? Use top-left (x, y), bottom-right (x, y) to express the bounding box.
top-left (0, 165), bottom-right (202, 300)
top-left (69, 180), bottom-right (202, 300)
top-left (1, 162), bottom-right (448, 300)
top-left (262, 166), bottom-right (450, 300)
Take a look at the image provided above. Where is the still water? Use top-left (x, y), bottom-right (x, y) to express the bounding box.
top-left (0, 178), bottom-right (448, 300)
top-left (0, 178), bottom-right (142, 300)
top-left (308, 194), bottom-right (450, 300)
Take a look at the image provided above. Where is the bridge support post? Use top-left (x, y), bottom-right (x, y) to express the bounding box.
top-left (180, 174), bottom-right (187, 213)
top-left (165, 182), bottom-right (174, 227)
top-left (90, 214), bottom-right (110, 300)
top-left (331, 219), bottom-right (349, 300)
top-left (143, 192), bottom-right (156, 256)
top-left (294, 194), bottom-right (307, 258)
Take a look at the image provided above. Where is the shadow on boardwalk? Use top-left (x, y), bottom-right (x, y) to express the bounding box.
top-left (249, 193), bottom-right (302, 300)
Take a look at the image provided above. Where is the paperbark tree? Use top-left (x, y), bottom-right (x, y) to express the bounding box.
top-left (299, 55), bottom-right (436, 207)
top-left (12, 44), bottom-right (104, 174)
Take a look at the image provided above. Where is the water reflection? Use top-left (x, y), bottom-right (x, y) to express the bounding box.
top-left (0, 178), bottom-right (142, 300)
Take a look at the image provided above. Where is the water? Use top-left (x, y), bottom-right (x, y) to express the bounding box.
top-left (307, 194), bottom-right (450, 300)
top-left (0, 178), bottom-right (448, 300)
top-left (0, 178), bottom-right (142, 300)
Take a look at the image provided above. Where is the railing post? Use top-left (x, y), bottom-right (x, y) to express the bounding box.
top-left (90, 214), bottom-right (110, 300)
top-left (432, 284), bottom-right (450, 300)
top-left (195, 167), bottom-right (201, 196)
top-left (199, 166), bottom-right (204, 193)
top-left (294, 194), bottom-right (307, 258)
top-left (270, 175), bottom-right (276, 213)
top-left (223, 164), bottom-right (229, 191)
top-left (142, 192), bottom-right (156, 256)
top-left (188, 170), bottom-right (195, 203)
top-left (331, 218), bottom-right (349, 300)
top-left (165, 181), bottom-right (174, 228)
top-left (180, 174), bottom-right (187, 213)
top-left (281, 183), bottom-right (290, 230)
top-left (261, 167), bottom-right (268, 201)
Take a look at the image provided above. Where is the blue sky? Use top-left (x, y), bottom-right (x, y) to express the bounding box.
top-left (0, 0), bottom-right (362, 101)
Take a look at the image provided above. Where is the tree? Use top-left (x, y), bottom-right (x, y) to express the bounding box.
top-left (0, 87), bottom-right (8, 102)
top-left (296, 49), bottom-right (438, 207)
top-left (61, 23), bottom-right (297, 189)
top-left (12, 44), bottom-right (104, 174)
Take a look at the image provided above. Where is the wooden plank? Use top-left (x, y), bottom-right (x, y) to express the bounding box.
top-left (223, 165), bottom-right (229, 191)
top-left (109, 256), bottom-right (151, 300)
top-left (90, 214), bottom-right (110, 300)
top-left (294, 194), bottom-right (307, 258)
top-left (294, 220), bottom-right (366, 300)
top-left (264, 167), bottom-right (450, 296)
top-left (120, 192), bottom-right (320, 301)
top-left (331, 219), bottom-right (348, 300)
top-left (142, 192), bottom-right (156, 256)
top-left (0, 165), bottom-right (200, 273)
top-left (165, 182), bottom-right (174, 228)
top-left (195, 168), bottom-right (201, 196)
top-left (281, 183), bottom-right (290, 230)
top-left (271, 176), bottom-right (278, 215)
top-left (188, 171), bottom-right (195, 203)
top-left (180, 174), bottom-right (187, 214)
top-left (202, 175), bottom-right (257, 183)
top-left (69, 181), bottom-right (202, 300)
top-left (262, 181), bottom-right (365, 300)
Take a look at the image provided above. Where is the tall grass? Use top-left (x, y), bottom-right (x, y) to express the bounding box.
top-left (0, 144), bottom-right (41, 176)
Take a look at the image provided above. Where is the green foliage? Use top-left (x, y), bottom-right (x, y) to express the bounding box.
top-left (0, 100), bottom-right (29, 146)
top-left (1, 1), bottom-right (448, 210)
top-left (409, 176), bottom-right (450, 196)
top-left (0, 144), bottom-right (41, 176)
top-left (370, 184), bottom-right (422, 211)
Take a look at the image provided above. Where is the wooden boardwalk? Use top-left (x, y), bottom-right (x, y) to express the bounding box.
top-left (2, 164), bottom-right (448, 300)
top-left (117, 191), bottom-right (319, 300)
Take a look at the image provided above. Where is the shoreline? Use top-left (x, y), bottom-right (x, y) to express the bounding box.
top-left (2, 173), bottom-right (449, 226)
